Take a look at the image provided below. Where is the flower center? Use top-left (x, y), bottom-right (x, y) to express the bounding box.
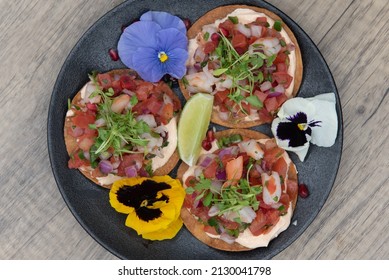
top-left (297, 123), bottom-right (308, 131)
top-left (158, 51), bottom-right (169, 63)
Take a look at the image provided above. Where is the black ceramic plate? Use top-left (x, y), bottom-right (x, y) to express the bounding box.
top-left (48, 0), bottom-right (343, 259)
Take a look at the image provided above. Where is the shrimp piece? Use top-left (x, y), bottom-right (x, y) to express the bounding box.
top-left (185, 72), bottom-right (216, 93)
top-left (261, 171), bottom-right (282, 205)
top-left (250, 37), bottom-right (281, 57)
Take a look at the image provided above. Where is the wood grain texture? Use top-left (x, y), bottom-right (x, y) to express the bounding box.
top-left (0, 0), bottom-right (388, 260)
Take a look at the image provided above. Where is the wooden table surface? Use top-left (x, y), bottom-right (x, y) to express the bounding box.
top-left (1, 0), bottom-right (388, 260)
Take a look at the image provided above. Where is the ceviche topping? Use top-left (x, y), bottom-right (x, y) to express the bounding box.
top-left (182, 134), bottom-right (298, 245)
top-left (66, 70), bottom-right (180, 182)
top-left (183, 9), bottom-right (297, 123)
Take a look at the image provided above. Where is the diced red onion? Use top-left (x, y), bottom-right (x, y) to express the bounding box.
top-left (163, 94), bottom-right (173, 105)
top-left (287, 43), bottom-right (295, 52)
top-left (125, 166), bottom-right (137, 177)
top-left (220, 232), bottom-right (236, 244)
top-left (215, 169), bottom-right (226, 181)
top-left (198, 155), bottom-right (214, 168)
top-left (95, 118), bottom-right (106, 128)
top-left (192, 193), bottom-right (200, 208)
top-left (260, 81), bottom-right (272, 92)
top-left (239, 206), bottom-right (257, 223)
top-left (264, 65), bottom-right (276, 73)
top-left (208, 205), bottom-right (220, 217)
top-left (250, 25), bottom-right (262, 37)
top-left (136, 114), bottom-right (157, 128)
top-left (122, 89), bottom-right (135, 96)
top-left (194, 47), bottom-right (207, 62)
top-left (218, 111), bottom-right (229, 121)
top-left (138, 168), bottom-right (149, 177)
top-left (193, 62), bottom-right (203, 71)
top-left (71, 126), bottom-right (84, 137)
top-left (274, 84), bottom-right (285, 93)
top-left (83, 151), bottom-right (90, 161)
top-left (194, 167), bottom-right (203, 179)
top-left (218, 146), bottom-right (240, 158)
top-left (210, 180), bottom-right (223, 194)
top-left (254, 163), bottom-right (264, 174)
top-left (236, 23), bottom-right (251, 37)
top-left (268, 92), bottom-right (283, 98)
top-left (99, 160), bottom-right (113, 174)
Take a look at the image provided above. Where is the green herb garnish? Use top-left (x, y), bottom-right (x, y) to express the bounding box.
top-left (203, 31), bottom-right (210, 41)
top-left (273, 20), bottom-right (282, 32)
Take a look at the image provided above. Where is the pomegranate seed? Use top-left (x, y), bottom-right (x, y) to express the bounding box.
top-left (121, 24), bottom-right (128, 32)
top-left (182, 18), bottom-right (191, 30)
top-left (109, 48), bottom-right (119, 61)
top-left (206, 130), bottom-right (215, 142)
top-left (211, 32), bottom-right (220, 43)
top-left (202, 139), bottom-right (212, 151)
top-left (298, 183), bottom-right (310, 198)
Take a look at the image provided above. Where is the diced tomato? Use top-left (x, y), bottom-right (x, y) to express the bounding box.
top-left (255, 17), bottom-right (268, 26)
top-left (158, 103), bottom-right (174, 124)
top-left (248, 36), bottom-right (258, 45)
top-left (241, 102), bottom-right (251, 114)
top-left (83, 127), bottom-right (97, 137)
top-left (214, 90), bottom-right (229, 106)
top-left (68, 152), bottom-right (88, 169)
top-left (263, 147), bottom-right (284, 170)
top-left (272, 157), bottom-right (287, 179)
top-left (276, 93), bottom-right (288, 106)
top-left (231, 32), bottom-right (248, 54)
top-left (147, 96), bottom-right (164, 115)
top-left (249, 176), bottom-right (262, 186)
top-left (279, 193), bottom-right (290, 213)
top-left (264, 138), bottom-right (278, 150)
top-left (286, 178), bottom-right (298, 202)
top-left (203, 160), bottom-right (219, 179)
top-left (263, 209), bottom-right (280, 233)
top-left (274, 52), bottom-right (288, 64)
top-left (110, 80), bottom-right (122, 95)
top-left (135, 82), bottom-right (153, 101)
top-left (203, 41), bottom-right (217, 54)
top-left (77, 136), bottom-right (95, 151)
top-left (276, 62), bottom-right (287, 72)
top-left (266, 28), bottom-right (282, 38)
top-left (253, 90), bottom-right (268, 103)
top-left (97, 73), bottom-right (113, 90)
top-left (226, 156), bottom-right (243, 181)
top-left (185, 176), bottom-right (197, 187)
top-left (219, 20), bottom-right (235, 36)
top-left (86, 103), bottom-right (98, 112)
top-left (120, 75), bottom-right (136, 90)
top-left (117, 154), bottom-right (144, 176)
top-left (258, 107), bottom-right (273, 123)
top-left (264, 96), bottom-right (279, 112)
top-left (204, 225), bottom-right (219, 235)
top-left (273, 72), bottom-right (293, 88)
top-left (72, 112), bottom-right (96, 129)
top-left (249, 211), bottom-right (267, 236)
top-left (218, 216), bottom-right (240, 230)
top-left (220, 153), bottom-right (235, 167)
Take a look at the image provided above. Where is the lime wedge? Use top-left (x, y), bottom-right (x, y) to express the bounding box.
top-left (178, 93), bottom-right (214, 166)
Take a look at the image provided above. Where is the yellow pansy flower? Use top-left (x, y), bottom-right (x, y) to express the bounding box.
top-left (109, 176), bottom-right (185, 240)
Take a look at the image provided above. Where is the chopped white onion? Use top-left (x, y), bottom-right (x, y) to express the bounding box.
top-left (236, 23), bottom-right (251, 37)
top-left (238, 206), bottom-right (257, 223)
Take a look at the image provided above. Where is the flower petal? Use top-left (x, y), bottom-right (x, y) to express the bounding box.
top-left (140, 11), bottom-right (186, 34)
top-left (308, 93), bottom-right (338, 147)
top-left (271, 117), bottom-right (310, 161)
top-left (118, 21), bottom-right (161, 68)
top-left (141, 218), bottom-right (183, 240)
top-left (157, 28), bottom-right (188, 51)
top-left (277, 97), bottom-right (315, 120)
top-left (131, 47), bottom-right (165, 82)
top-left (164, 48), bottom-right (189, 79)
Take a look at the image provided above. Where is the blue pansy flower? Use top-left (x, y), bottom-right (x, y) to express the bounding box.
top-left (271, 93), bottom-right (338, 161)
top-left (118, 11), bottom-right (188, 82)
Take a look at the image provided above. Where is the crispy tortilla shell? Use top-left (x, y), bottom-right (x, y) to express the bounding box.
top-left (177, 129), bottom-right (298, 251)
top-left (178, 5), bottom-right (303, 128)
top-left (64, 69), bottom-right (181, 189)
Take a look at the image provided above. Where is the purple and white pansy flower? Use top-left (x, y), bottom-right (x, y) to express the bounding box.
top-left (118, 11), bottom-right (188, 82)
top-left (271, 92), bottom-right (338, 161)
